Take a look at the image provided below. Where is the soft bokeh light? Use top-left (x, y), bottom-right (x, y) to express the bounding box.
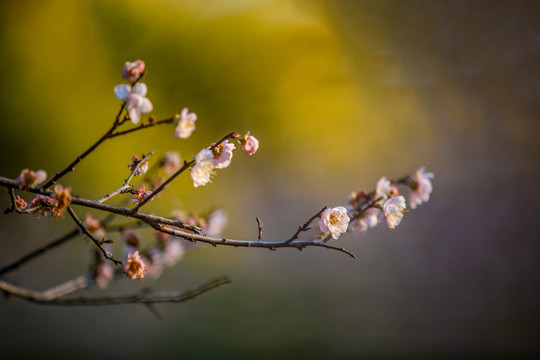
top-left (1, 0), bottom-right (539, 358)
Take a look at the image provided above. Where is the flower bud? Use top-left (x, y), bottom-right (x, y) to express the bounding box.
top-left (122, 60), bottom-right (145, 82)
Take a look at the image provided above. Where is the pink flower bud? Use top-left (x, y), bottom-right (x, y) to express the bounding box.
top-left (122, 60), bottom-right (145, 82)
top-left (241, 132), bottom-right (259, 155)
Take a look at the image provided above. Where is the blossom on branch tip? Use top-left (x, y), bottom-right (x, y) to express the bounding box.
top-left (241, 132), bottom-right (259, 155)
top-left (409, 167), bottom-right (434, 209)
top-left (212, 140), bottom-right (235, 169)
top-left (319, 206), bottom-right (350, 239)
top-left (16, 168), bottom-right (47, 190)
top-left (122, 60), bottom-right (145, 83)
top-left (52, 184), bottom-right (72, 219)
top-left (191, 149), bottom-right (215, 188)
top-left (114, 83), bottom-right (153, 125)
top-left (123, 250), bottom-right (146, 280)
top-left (128, 155), bottom-right (148, 176)
top-left (382, 196), bottom-right (406, 229)
top-left (174, 108), bottom-right (197, 139)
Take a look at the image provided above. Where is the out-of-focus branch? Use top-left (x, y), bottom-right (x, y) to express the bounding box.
top-left (0, 276), bottom-right (231, 307)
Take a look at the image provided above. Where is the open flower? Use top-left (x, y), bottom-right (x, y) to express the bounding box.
top-left (241, 131), bottom-right (259, 155)
top-left (16, 168), bottom-right (47, 190)
top-left (114, 83), bottom-right (153, 125)
top-left (131, 184), bottom-right (153, 204)
top-left (212, 140), bottom-right (235, 169)
top-left (174, 107), bottom-right (197, 139)
top-left (409, 167), bottom-right (434, 209)
top-left (128, 155), bottom-right (148, 176)
top-left (51, 184), bottom-right (72, 219)
top-left (191, 149), bottom-right (215, 187)
top-left (382, 196), bottom-right (406, 229)
top-left (375, 177), bottom-right (392, 200)
top-left (123, 250), bottom-right (146, 280)
top-left (319, 206), bottom-right (350, 239)
top-left (350, 207), bottom-right (380, 237)
top-left (122, 60), bottom-right (145, 82)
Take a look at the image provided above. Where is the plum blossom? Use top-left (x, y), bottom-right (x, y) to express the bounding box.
top-left (16, 168), bottom-right (47, 190)
top-left (85, 213), bottom-right (105, 239)
top-left (319, 206), bottom-right (350, 239)
top-left (114, 83), bottom-right (153, 125)
top-left (29, 195), bottom-right (56, 217)
top-left (382, 196), bottom-right (406, 229)
top-left (191, 149), bottom-right (215, 187)
top-left (95, 262), bottom-right (114, 289)
top-left (375, 177), bottom-right (392, 200)
top-left (14, 195), bottom-right (27, 211)
top-left (162, 151), bottom-right (182, 175)
top-left (128, 155), bottom-right (148, 176)
top-left (51, 184), bottom-right (72, 219)
top-left (241, 131), bottom-right (259, 155)
top-left (123, 250), bottom-right (146, 280)
top-left (409, 167), bottom-right (434, 209)
top-left (350, 207), bottom-right (380, 237)
top-left (122, 60), bottom-right (145, 82)
top-left (131, 184), bottom-right (154, 204)
top-left (212, 140), bottom-right (235, 169)
top-left (174, 108), bottom-right (197, 139)
top-left (204, 209), bottom-right (227, 237)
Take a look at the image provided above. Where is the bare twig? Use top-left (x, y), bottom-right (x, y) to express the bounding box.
top-left (0, 276), bottom-right (231, 307)
top-left (132, 132), bottom-right (238, 212)
top-left (153, 223), bottom-right (357, 258)
top-left (66, 206), bottom-right (122, 266)
top-left (285, 205), bottom-right (328, 244)
top-left (98, 151), bottom-right (154, 203)
top-left (0, 275), bottom-right (93, 302)
top-left (256, 217), bottom-right (263, 241)
top-left (0, 228), bottom-right (79, 276)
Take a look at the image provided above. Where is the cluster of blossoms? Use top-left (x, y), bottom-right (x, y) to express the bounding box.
top-left (190, 134), bottom-right (259, 188)
top-left (128, 155), bottom-right (149, 176)
top-left (319, 167), bottom-right (434, 240)
top-left (14, 181), bottom-right (72, 219)
top-left (114, 61), bottom-right (152, 125)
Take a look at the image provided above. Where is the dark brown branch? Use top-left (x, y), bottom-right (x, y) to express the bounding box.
top-left (0, 228), bottom-right (79, 276)
top-left (285, 205), bottom-right (328, 244)
top-left (110, 117), bottom-right (175, 137)
top-left (256, 217), bottom-right (263, 241)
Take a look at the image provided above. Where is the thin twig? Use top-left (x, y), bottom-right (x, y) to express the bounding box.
top-left (0, 275), bottom-right (93, 302)
top-left (67, 206), bottom-right (122, 266)
top-left (110, 117), bottom-right (176, 137)
top-left (256, 217), bottom-right (263, 241)
top-left (132, 131), bottom-right (237, 212)
top-left (98, 151), bottom-right (154, 203)
top-left (0, 228), bottom-right (79, 276)
top-left (153, 223), bottom-right (357, 258)
top-left (285, 205), bottom-right (328, 244)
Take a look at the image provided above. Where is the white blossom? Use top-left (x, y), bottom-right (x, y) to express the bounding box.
top-left (376, 177), bottom-right (392, 200)
top-left (114, 83), bottom-right (153, 125)
top-left (319, 206), bottom-right (350, 239)
top-left (212, 140), bottom-right (235, 169)
top-left (191, 149), bottom-right (215, 187)
top-left (350, 207), bottom-right (380, 237)
top-left (174, 108), bottom-right (197, 139)
top-left (204, 209), bottom-right (227, 237)
top-left (382, 196), bottom-right (406, 229)
top-left (409, 167), bottom-right (434, 209)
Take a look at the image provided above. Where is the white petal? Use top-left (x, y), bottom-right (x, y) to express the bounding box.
top-left (114, 84), bottom-right (131, 100)
top-left (131, 83), bottom-right (148, 96)
top-left (140, 97), bottom-right (153, 113)
top-left (129, 108), bottom-right (141, 125)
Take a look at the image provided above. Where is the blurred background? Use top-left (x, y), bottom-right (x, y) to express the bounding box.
top-left (1, 0), bottom-right (539, 358)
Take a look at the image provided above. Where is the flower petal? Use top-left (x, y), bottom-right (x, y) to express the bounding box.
top-left (131, 83), bottom-right (148, 96)
top-left (114, 84), bottom-right (131, 100)
top-left (140, 97), bottom-right (153, 113)
top-left (129, 107), bottom-right (141, 125)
